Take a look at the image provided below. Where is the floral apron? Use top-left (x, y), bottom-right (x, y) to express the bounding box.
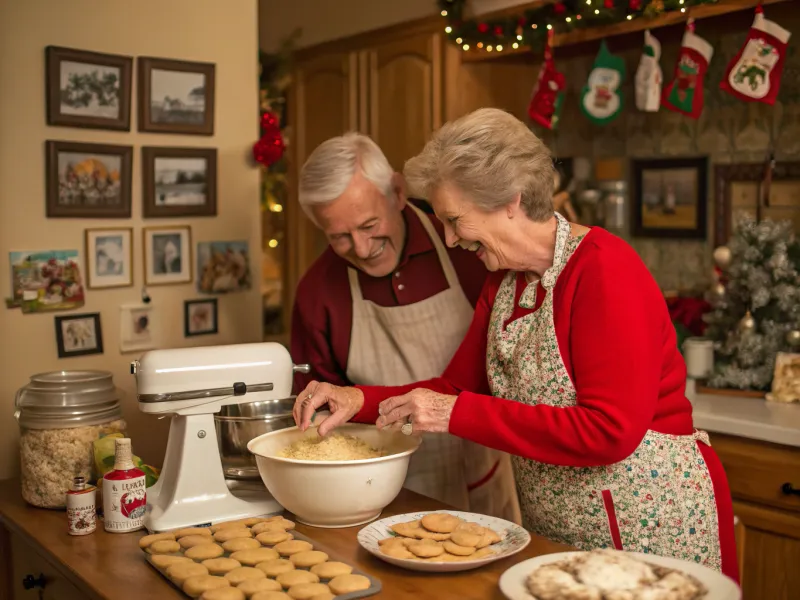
top-left (485, 213), bottom-right (722, 571)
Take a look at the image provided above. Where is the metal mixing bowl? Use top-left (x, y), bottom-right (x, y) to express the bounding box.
top-left (214, 397), bottom-right (296, 480)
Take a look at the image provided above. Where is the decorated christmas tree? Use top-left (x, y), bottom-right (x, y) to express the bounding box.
top-left (703, 215), bottom-right (800, 391)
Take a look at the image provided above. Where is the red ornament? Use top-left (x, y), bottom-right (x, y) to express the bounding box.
top-left (260, 111), bottom-right (279, 131)
top-left (477, 22), bottom-right (489, 33)
top-left (494, 25), bottom-right (504, 36)
top-left (253, 133), bottom-right (285, 167)
top-left (629, 0), bottom-right (642, 9)
top-left (553, 2), bottom-right (566, 14)
top-left (604, 0), bottom-right (614, 8)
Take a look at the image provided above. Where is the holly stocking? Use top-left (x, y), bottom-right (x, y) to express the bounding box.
top-left (661, 20), bottom-right (713, 119)
top-left (720, 5), bottom-right (792, 105)
top-left (527, 31), bottom-right (566, 130)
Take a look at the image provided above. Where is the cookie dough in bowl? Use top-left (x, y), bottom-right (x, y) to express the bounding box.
top-left (247, 424), bottom-right (421, 528)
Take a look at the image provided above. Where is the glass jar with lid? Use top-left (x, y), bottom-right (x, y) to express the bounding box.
top-left (15, 370), bottom-right (126, 509)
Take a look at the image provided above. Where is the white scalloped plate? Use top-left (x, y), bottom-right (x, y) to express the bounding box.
top-left (499, 551), bottom-right (741, 600)
top-left (357, 510), bottom-right (531, 573)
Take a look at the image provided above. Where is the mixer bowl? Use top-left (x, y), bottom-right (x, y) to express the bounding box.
top-left (215, 398), bottom-right (296, 480)
top-left (247, 424), bottom-right (421, 528)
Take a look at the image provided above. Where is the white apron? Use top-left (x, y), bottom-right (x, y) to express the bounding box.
top-left (346, 203), bottom-right (520, 523)
top-left (486, 213), bottom-right (722, 571)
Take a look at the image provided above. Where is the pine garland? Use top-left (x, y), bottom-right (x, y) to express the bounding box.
top-left (437, 0), bottom-right (719, 54)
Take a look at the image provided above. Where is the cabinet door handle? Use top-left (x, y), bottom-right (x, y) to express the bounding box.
top-left (22, 573), bottom-right (46, 590)
top-left (781, 482), bottom-right (800, 497)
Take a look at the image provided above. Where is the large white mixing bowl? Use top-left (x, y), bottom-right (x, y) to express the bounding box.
top-left (247, 423), bottom-right (421, 528)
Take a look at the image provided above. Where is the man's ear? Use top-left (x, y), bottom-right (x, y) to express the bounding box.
top-left (392, 172), bottom-right (407, 210)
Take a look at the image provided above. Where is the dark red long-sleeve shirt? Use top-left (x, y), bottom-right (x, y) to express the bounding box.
top-left (353, 227), bottom-right (695, 467)
top-left (290, 201), bottom-right (488, 394)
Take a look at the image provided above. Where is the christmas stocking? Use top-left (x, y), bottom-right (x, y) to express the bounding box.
top-left (527, 32), bottom-right (566, 130)
top-left (635, 30), bottom-right (662, 112)
top-left (720, 6), bottom-right (792, 105)
top-left (580, 41), bottom-right (625, 125)
top-left (662, 21), bottom-right (713, 119)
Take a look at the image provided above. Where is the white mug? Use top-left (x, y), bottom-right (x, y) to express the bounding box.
top-left (683, 337), bottom-right (715, 379)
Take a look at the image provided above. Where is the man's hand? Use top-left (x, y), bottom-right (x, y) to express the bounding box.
top-left (293, 381), bottom-right (365, 437)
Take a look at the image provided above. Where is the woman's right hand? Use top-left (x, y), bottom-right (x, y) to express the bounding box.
top-left (293, 381), bottom-right (365, 437)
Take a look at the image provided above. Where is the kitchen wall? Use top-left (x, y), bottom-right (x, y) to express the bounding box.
top-left (0, 0), bottom-right (262, 480)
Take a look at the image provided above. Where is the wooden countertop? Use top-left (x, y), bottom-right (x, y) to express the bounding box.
top-left (0, 479), bottom-right (570, 600)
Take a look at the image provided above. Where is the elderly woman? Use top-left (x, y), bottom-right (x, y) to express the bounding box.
top-left (293, 108), bottom-right (738, 582)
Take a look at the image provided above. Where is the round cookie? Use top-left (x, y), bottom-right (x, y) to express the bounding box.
top-left (202, 558), bottom-right (242, 575)
top-left (231, 548), bottom-right (280, 566)
top-left (256, 530), bottom-right (293, 545)
top-left (286, 583), bottom-right (330, 600)
top-left (224, 567), bottom-right (266, 586)
top-left (309, 594), bottom-right (335, 600)
top-left (328, 574), bottom-right (371, 595)
top-left (390, 520), bottom-right (422, 538)
top-left (251, 592), bottom-right (292, 600)
top-left (380, 544), bottom-right (414, 559)
top-left (407, 539), bottom-right (444, 558)
top-left (139, 532), bottom-right (176, 549)
top-left (200, 588), bottom-right (245, 600)
top-left (186, 543), bottom-right (226, 561)
top-left (183, 574), bottom-right (230, 598)
top-left (443, 540), bottom-right (476, 557)
top-left (309, 561), bottom-right (352, 579)
top-left (214, 528), bottom-right (253, 543)
top-left (476, 527), bottom-right (501, 548)
top-left (255, 558), bottom-right (295, 577)
top-left (241, 517), bottom-right (268, 527)
top-left (182, 535), bottom-right (217, 549)
top-left (274, 540), bottom-right (313, 557)
top-left (224, 538), bottom-right (262, 553)
top-left (450, 523), bottom-right (482, 548)
top-left (151, 554), bottom-right (193, 569)
top-left (276, 570), bottom-right (319, 589)
top-left (211, 520), bottom-right (250, 532)
top-left (167, 562), bottom-right (210, 586)
top-left (416, 529), bottom-right (451, 541)
top-left (236, 577), bottom-right (282, 597)
top-left (148, 540), bottom-right (181, 555)
top-left (420, 513), bottom-right (461, 533)
top-left (174, 527), bottom-right (213, 539)
top-left (289, 551), bottom-right (328, 568)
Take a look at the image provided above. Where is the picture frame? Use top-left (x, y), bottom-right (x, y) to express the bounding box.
top-left (713, 161), bottom-right (800, 247)
top-left (46, 46), bottom-right (133, 131)
top-left (184, 298), bottom-right (218, 337)
top-left (54, 312), bottom-right (103, 358)
top-left (7, 249), bottom-right (85, 313)
top-left (46, 140), bottom-right (133, 218)
top-left (142, 147), bottom-right (217, 218)
top-left (84, 228), bottom-right (133, 289)
top-left (197, 241), bottom-right (252, 294)
top-left (143, 225), bottom-right (192, 286)
top-left (631, 157), bottom-right (708, 239)
top-left (138, 57), bottom-right (215, 135)
top-left (119, 303), bottom-right (157, 353)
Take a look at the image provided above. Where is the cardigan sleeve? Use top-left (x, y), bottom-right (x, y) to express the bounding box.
top-left (351, 273), bottom-right (502, 424)
top-left (448, 243), bottom-right (664, 467)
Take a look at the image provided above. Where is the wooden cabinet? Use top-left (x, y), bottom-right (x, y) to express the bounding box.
top-left (285, 22), bottom-right (445, 315)
top-left (709, 433), bottom-right (800, 600)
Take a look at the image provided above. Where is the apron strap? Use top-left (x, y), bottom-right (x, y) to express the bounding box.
top-left (541, 212), bottom-right (572, 290)
top-left (407, 203), bottom-right (462, 291)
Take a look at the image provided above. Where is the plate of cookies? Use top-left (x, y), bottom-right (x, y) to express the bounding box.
top-left (139, 516), bottom-right (382, 599)
top-left (357, 511), bottom-right (530, 573)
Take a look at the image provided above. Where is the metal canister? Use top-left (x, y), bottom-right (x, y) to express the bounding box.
top-left (66, 476), bottom-right (97, 536)
top-left (599, 180), bottom-right (628, 232)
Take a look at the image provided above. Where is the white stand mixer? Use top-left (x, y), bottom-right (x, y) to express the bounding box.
top-left (130, 342), bottom-right (309, 532)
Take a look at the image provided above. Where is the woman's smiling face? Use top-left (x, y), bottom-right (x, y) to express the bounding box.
top-left (429, 183), bottom-right (516, 272)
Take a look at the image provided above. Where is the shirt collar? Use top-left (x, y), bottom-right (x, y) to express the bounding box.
top-left (396, 203), bottom-right (436, 269)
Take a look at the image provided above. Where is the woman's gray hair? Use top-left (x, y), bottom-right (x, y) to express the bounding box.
top-left (403, 108), bottom-right (554, 221)
top-left (298, 132), bottom-right (394, 218)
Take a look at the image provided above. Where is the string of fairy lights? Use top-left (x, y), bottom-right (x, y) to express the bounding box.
top-left (436, 0), bottom-right (720, 54)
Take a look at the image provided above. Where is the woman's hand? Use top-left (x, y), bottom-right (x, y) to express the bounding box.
top-left (293, 381), bottom-right (364, 437)
top-left (376, 388), bottom-right (457, 434)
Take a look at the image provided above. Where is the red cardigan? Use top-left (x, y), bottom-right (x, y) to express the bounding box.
top-left (353, 227), bottom-right (694, 467)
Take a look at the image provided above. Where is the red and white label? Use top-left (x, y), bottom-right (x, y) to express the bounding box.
top-left (103, 474), bottom-right (146, 533)
top-left (66, 488), bottom-right (97, 536)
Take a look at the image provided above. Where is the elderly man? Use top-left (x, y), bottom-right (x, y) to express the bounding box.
top-left (291, 132), bottom-right (519, 522)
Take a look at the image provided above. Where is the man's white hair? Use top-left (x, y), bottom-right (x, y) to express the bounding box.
top-left (403, 108), bottom-right (554, 222)
top-left (298, 132), bottom-right (394, 219)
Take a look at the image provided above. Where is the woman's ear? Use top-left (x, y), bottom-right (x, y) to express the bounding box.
top-left (392, 172), bottom-right (408, 210)
top-left (506, 192), bottom-right (523, 218)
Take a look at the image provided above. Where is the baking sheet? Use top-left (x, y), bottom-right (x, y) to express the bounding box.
top-left (145, 527), bottom-right (382, 599)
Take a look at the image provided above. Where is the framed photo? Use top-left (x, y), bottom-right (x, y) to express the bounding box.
top-left (120, 303), bottom-right (157, 353)
top-left (631, 157), bottom-right (708, 239)
top-left (54, 313), bottom-right (103, 358)
top-left (142, 147), bottom-right (217, 218)
top-left (713, 161), bottom-right (800, 247)
top-left (197, 241), bottom-right (252, 294)
top-left (138, 57), bottom-right (215, 135)
top-left (84, 228), bottom-right (133, 289)
top-left (46, 140), bottom-right (133, 218)
top-left (7, 250), bottom-right (85, 313)
top-left (184, 298), bottom-right (218, 337)
top-left (143, 226), bottom-right (192, 285)
top-left (46, 46), bottom-right (132, 131)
